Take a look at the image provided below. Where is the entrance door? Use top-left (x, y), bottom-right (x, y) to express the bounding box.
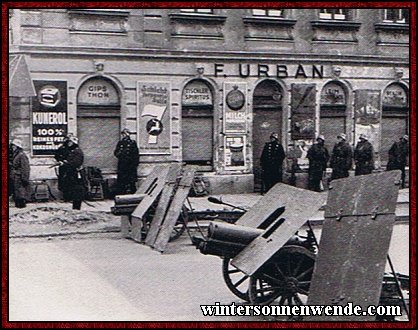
top-left (77, 110), bottom-right (120, 171)
top-left (252, 80), bottom-right (283, 191)
top-left (77, 77), bottom-right (121, 172)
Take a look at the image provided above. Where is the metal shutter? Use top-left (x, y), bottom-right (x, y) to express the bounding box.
top-left (77, 116), bottom-right (120, 171)
top-left (182, 117), bottom-right (213, 164)
top-left (320, 116), bottom-right (346, 152)
top-left (381, 116), bottom-right (408, 163)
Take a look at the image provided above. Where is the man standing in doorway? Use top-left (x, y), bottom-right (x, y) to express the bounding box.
top-left (330, 133), bottom-right (353, 181)
top-left (354, 133), bottom-right (374, 176)
top-left (114, 128), bottom-right (139, 194)
top-left (260, 132), bottom-right (286, 194)
top-left (387, 135), bottom-right (409, 188)
top-left (307, 135), bottom-right (329, 192)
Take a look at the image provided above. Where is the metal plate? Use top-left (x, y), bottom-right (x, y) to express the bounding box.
top-left (306, 171), bottom-right (401, 321)
top-left (152, 166), bottom-right (196, 252)
top-left (145, 164), bottom-right (182, 247)
top-left (325, 170), bottom-right (402, 218)
top-left (232, 184), bottom-right (326, 275)
top-left (130, 165), bottom-right (171, 242)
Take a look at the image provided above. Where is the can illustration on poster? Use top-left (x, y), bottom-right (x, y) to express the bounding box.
top-left (224, 136), bottom-right (246, 170)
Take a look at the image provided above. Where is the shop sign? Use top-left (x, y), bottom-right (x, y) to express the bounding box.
top-left (77, 77), bottom-right (119, 106)
top-left (32, 80), bottom-right (68, 156)
top-left (320, 82), bottom-right (346, 105)
top-left (382, 84), bottom-right (408, 107)
top-left (224, 136), bottom-right (246, 170)
top-left (224, 82), bottom-right (247, 133)
top-left (137, 81), bottom-right (171, 155)
top-left (291, 84), bottom-right (316, 140)
top-left (354, 90), bottom-right (381, 151)
top-left (182, 80), bottom-right (212, 106)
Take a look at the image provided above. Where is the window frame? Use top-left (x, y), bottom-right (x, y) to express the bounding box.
top-left (383, 9), bottom-right (409, 24)
top-left (319, 9), bottom-right (349, 20)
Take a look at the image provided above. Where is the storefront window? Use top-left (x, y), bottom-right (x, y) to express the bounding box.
top-left (181, 79), bottom-right (214, 169)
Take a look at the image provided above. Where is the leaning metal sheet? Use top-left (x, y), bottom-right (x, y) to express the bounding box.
top-left (232, 184), bottom-right (326, 275)
top-left (306, 171), bottom-right (401, 321)
top-left (145, 164), bottom-right (182, 247)
top-left (152, 166), bottom-right (196, 252)
top-left (236, 182), bottom-right (324, 229)
top-left (130, 165), bottom-right (171, 242)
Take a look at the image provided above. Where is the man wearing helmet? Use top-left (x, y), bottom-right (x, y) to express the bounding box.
top-left (260, 132), bottom-right (286, 193)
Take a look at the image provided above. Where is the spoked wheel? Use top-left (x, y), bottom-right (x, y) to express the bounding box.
top-left (248, 245), bottom-right (316, 307)
top-left (222, 258), bottom-right (250, 302)
top-left (142, 200), bottom-right (188, 242)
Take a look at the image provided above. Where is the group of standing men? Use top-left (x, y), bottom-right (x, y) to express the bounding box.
top-left (53, 128), bottom-right (139, 209)
top-left (260, 132), bottom-right (409, 193)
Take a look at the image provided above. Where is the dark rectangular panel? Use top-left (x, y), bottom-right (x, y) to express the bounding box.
top-left (306, 171), bottom-right (401, 321)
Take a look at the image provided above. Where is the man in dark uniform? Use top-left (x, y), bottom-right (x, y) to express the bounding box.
top-left (354, 133), bottom-right (374, 176)
top-left (330, 133), bottom-right (353, 181)
top-left (114, 128), bottom-right (140, 194)
top-left (10, 139), bottom-right (31, 208)
top-left (260, 132), bottom-right (286, 193)
top-left (54, 133), bottom-right (73, 201)
top-left (57, 136), bottom-right (85, 210)
top-left (307, 135), bottom-right (329, 192)
top-left (387, 135), bottom-right (409, 188)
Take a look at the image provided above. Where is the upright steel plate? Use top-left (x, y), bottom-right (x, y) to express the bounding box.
top-left (306, 171), bottom-right (402, 321)
top-left (232, 183), bottom-right (326, 275)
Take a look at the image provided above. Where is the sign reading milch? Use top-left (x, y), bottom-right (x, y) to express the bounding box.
top-left (137, 81), bottom-right (171, 155)
top-left (32, 80), bottom-right (68, 156)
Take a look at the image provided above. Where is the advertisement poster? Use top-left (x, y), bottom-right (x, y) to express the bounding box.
top-left (291, 83), bottom-right (316, 140)
top-left (224, 135), bottom-right (246, 170)
top-left (354, 90), bottom-right (381, 152)
top-left (32, 80), bottom-right (68, 156)
top-left (137, 81), bottom-right (171, 155)
top-left (223, 82), bottom-right (247, 133)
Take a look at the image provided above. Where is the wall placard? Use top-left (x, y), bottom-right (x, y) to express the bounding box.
top-left (291, 83), bottom-right (316, 140)
top-left (354, 90), bottom-right (381, 151)
top-left (137, 81), bottom-right (172, 155)
top-left (224, 135), bottom-right (246, 170)
top-left (32, 80), bottom-right (68, 156)
top-left (224, 82), bottom-right (247, 133)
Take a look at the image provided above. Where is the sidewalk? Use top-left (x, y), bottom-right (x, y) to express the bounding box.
top-left (8, 189), bottom-right (409, 238)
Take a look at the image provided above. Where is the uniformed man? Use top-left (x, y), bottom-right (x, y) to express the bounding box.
top-left (57, 136), bottom-right (85, 210)
top-left (9, 139), bottom-right (31, 208)
top-left (54, 133), bottom-right (73, 201)
top-left (354, 133), bottom-right (374, 176)
top-left (387, 135), bottom-right (409, 188)
top-left (260, 132), bottom-right (286, 193)
top-left (307, 135), bottom-right (329, 191)
top-left (114, 128), bottom-right (140, 194)
top-left (330, 133), bottom-right (353, 181)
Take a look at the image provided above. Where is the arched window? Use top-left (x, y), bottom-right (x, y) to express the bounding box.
top-left (320, 81), bottom-right (347, 151)
top-left (381, 83), bottom-right (409, 163)
top-left (181, 79), bottom-right (214, 170)
top-left (252, 79), bottom-right (284, 191)
top-left (77, 77), bottom-right (121, 172)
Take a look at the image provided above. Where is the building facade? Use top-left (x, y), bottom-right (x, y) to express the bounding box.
top-left (8, 8), bottom-right (411, 194)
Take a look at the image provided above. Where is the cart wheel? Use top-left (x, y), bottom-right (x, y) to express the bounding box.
top-left (222, 258), bottom-right (250, 302)
top-left (168, 206), bottom-right (188, 242)
top-left (248, 245), bottom-right (316, 306)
